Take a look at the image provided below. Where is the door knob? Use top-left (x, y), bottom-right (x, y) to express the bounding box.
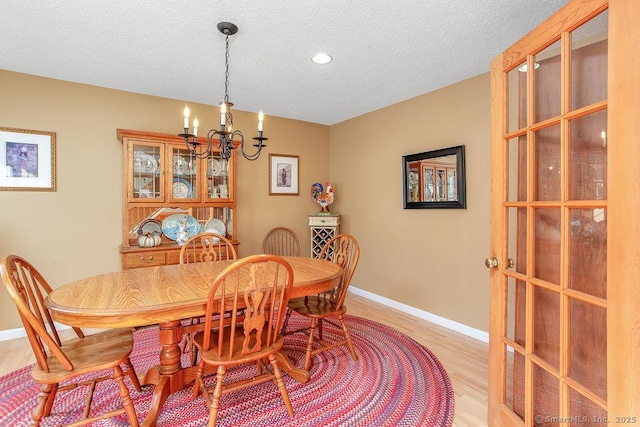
top-left (485, 257), bottom-right (500, 269)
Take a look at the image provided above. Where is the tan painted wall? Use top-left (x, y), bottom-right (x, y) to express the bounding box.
top-left (0, 70), bottom-right (328, 330)
top-left (0, 70), bottom-right (491, 334)
top-left (330, 73), bottom-right (491, 331)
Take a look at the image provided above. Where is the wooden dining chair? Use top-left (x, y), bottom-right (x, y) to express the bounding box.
top-left (180, 232), bottom-right (238, 366)
top-left (192, 254), bottom-right (295, 426)
top-left (262, 226), bottom-right (301, 256)
top-left (179, 232), bottom-right (237, 264)
top-left (283, 234), bottom-right (360, 371)
top-left (0, 255), bottom-right (141, 427)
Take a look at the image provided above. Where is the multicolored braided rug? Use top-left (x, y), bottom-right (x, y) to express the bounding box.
top-left (0, 314), bottom-right (454, 426)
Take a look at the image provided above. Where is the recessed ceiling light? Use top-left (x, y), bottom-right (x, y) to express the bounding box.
top-left (518, 62), bottom-right (540, 72)
top-left (312, 53), bottom-right (332, 64)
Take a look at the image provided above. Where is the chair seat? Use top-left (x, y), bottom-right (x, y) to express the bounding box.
top-left (288, 296), bottom-right (346, 318)
top-left (194, 327), bottom-right (285, 366)
top-left (31, 328), bottom-right (135, 384)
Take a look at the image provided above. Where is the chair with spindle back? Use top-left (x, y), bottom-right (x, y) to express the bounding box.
top-left (262, 227), bottom-right (301, 256)
top-left (179, 232), bottom-right (238, 366)
top-left (0, 255), bottom-right (141, 427)
top-left (283, 234), bottom-right (360, 370)
top-left (179, 232), bottom-right (237, 264)
top-left (192, 254), bottom-right (295, 426)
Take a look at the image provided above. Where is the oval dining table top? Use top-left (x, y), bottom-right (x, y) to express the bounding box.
top-left (46, 256), bottom-right (343, 329)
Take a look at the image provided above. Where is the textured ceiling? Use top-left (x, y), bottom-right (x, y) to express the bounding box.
top-left (0, 0), bottom-right (569, 125)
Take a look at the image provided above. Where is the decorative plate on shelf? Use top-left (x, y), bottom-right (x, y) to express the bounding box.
top-left (173, 178), bottom-right (192, 198)
top-left (204, 218), bottom-right (226, 236)
top-left (173, 156), bottom-right (190, 175)
top-left (161, 214), bottom-right (201, 241)
top-left (137, 219), bottom-right (162, 236)
top-left (134, 154), bottom-right (158, 174)
top-left (208, 159), bottom-right (222, 177)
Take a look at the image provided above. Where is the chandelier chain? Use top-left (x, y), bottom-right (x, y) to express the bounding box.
top-left (224, 34), bottom-right (230, 103)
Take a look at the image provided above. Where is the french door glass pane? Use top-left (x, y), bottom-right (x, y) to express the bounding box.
top-left (508, 64), bottom-right (527, 133)
top-left (534, 208), bottom-right (561, 285)
top-left (506, 276), bottom-right (526, 343)
top-left (535, 40), bottom-right (562, 123)
top-left (571, 11), bottom-right (608, 111)
top-left (568, 387), bottom-right (608, 425)
top-left (505, 345), bottom-right (525, 420)
top-left (569, 297), bottom-right (607, 401)
top-left (507, 207), bottom-right (527, 275)
top-left (508, 136), bottom-right (527, 202)
top-left (533, 286), bottom-right (560, 371)
top-left (535, 124), bottom-right (561, 201)
top-left (569, 208), bottom-right (607, 298)
top-left (569, 110), bottom-right (608, 201)
top-left (532, 363), bottom-right (560, 426)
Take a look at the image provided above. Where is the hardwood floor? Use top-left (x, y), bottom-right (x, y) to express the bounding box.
top-left (0, 292), bottom-right (489, 426)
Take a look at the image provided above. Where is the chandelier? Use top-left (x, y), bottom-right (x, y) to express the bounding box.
top-left (179, 22), bottom-right (268, 161)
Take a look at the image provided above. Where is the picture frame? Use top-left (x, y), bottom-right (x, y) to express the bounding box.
top-left (0, 127), bottom-right (56, 191)
top-left (269, 154), bottom-right (299, 195)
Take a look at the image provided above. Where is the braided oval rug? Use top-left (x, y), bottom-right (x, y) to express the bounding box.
top-left (0, 314), bottom-right (454, 426)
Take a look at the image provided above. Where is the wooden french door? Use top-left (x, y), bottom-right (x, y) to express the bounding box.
top-left (488, 0), bottom-right (640, 425)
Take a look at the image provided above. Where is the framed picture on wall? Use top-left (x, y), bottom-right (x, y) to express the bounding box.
top-left (269, 153), bottom-right (299, 195)
top-left (0, 127), bottom-right (57, 191)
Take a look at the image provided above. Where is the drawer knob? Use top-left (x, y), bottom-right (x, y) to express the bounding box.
top-left (140, 255), bottom-right (154, 263)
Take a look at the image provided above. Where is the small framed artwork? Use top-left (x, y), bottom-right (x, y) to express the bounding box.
top-left (0, 127), bottom-right (57, 191)
top-left (269, 154), bottom-right (299, 195)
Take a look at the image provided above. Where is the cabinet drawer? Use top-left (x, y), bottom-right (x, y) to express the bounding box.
top-left (308, 215), bottom-right (340, 227)
top-left (123, 251), bottom-right (166, 269)
top-left (166, 250), bottom-right (182, 265)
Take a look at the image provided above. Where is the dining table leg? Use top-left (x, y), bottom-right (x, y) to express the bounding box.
top-left (140, 320), bottom-right (184, 427)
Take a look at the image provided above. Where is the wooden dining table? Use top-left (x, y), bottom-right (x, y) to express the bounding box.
top-left (45, 256), bottom-right (342, 427)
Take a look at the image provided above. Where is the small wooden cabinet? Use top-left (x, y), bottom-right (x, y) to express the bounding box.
top-left (118, 129), bottom-right (239, 269)
top-left (308, 215), bottom-right (340, 258)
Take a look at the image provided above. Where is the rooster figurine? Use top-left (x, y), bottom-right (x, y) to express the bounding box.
top-left (310, 182), bottom-right (334, 214)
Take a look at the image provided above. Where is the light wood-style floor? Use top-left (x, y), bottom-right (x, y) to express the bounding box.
top-left (0, 293), bottom-right (488, 426)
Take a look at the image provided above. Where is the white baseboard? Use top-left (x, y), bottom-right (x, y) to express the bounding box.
top-left (348, 286), bottom-right (489, 344)
top-left (0, 322), bottom-right (71, 342)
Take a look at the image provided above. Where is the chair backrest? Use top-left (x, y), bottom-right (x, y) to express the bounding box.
top-left (262, 227), bottom-right (301, 257)
top-left (318, 234), bottom-right (360, 310)
top-left (0, 255), bottom-right (84, 373)
top-left (180, 232), bottom-right (237, 264)
top-left (200, 254), bottom-right (294, 358)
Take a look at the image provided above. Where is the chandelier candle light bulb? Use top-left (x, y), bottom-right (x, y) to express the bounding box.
top-left (193, 117), bottom-right (198, 137)
top-left (258, 111), bottom-right (264, 132)
top-left (220, 103), bottom-right (226, 126)
top-left (183, 105), bottom-right (190, 129)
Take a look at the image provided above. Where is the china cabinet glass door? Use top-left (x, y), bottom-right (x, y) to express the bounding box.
top-left (130, 141), bottom-right (164, 201)
top-left (205, 152), bottom-right (231, 201)
top-left (170, 147), bottom-right (198, 201)
top-left (435, 168), bottom-right (446, 201)
top-left (423, 166), bottom-right (434, 202)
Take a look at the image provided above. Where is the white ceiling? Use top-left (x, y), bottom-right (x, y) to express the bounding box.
top-left (0, 0), bottom-right (569, 126)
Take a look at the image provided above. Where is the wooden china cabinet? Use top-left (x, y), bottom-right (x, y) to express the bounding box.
top-left (117, 129), bottom-right (239, 269)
